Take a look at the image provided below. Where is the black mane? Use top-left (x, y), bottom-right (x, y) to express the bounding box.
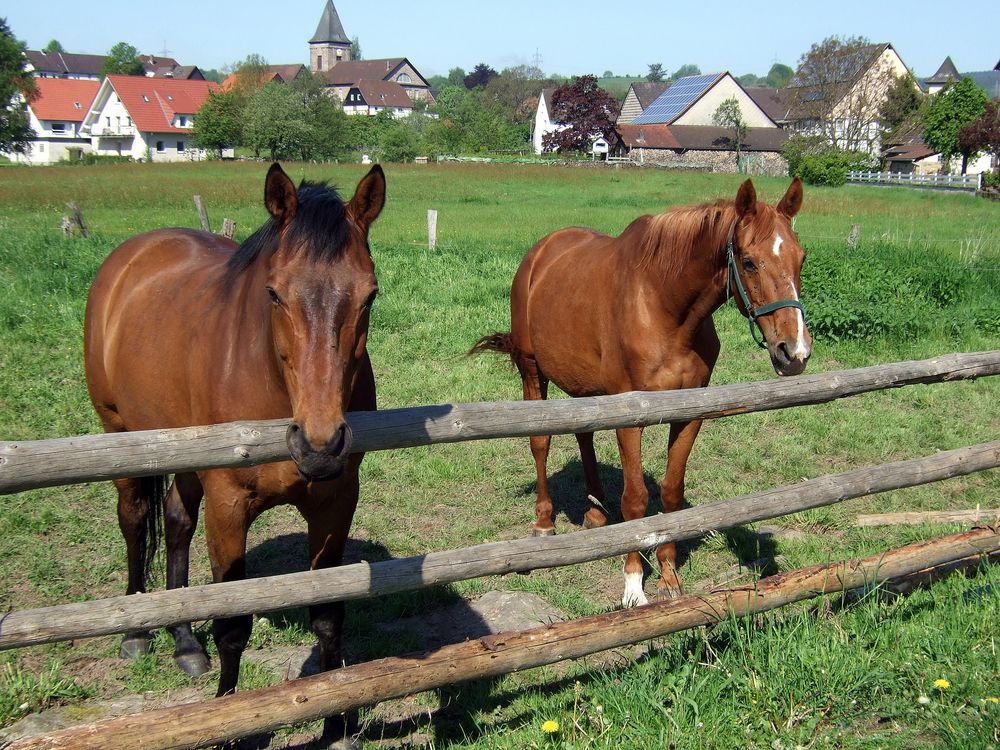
top-left (224, 180), bottom-right (350, 282)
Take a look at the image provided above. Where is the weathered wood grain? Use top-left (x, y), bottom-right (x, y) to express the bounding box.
top-left (10, 527), bottom-right (999, 750)
top-left (856, 508), bottom-right (1000, 527)
top-left (2, 351), bottom-right (999, 494)
top-left (2, 441), bottom-right (997, 651)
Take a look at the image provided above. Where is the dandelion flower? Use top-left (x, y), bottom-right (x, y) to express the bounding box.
top-left (986, 697), bottom-right (999, 704)
top-left (933, 679), bottom-right (951, 690)
top-left (542, 720), bottom-right (560, 734)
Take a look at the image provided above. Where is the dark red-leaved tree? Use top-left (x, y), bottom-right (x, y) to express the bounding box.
top-left (958, 101), bottom-right (1000, 181)
top-left (464, 63), bottom-right (499, 90)
top-left (541, 75), bottom-right (619, 154)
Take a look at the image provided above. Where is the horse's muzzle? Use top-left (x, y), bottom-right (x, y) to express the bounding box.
top-left (286, 420), bottom-right (353, 482)
top-left (769, 340), bottom-right (810, 377)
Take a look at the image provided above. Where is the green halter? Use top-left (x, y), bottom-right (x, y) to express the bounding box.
top-left (726, 227), bottom-right (805, 349)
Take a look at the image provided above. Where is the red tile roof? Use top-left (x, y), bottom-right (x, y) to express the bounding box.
top-left (617, 124), bottom-right (787, 152)
top-left (324, 59), bottom-right (407, 85)
top-left (29, 78), bottom-right (100, 122)
top-left (106, 75), bottom-right (218, 134)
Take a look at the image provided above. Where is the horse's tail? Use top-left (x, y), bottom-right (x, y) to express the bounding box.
top-left (468, 332), bottom-right (516, 359)
top-left (139, 474), bottom-right (167, 578)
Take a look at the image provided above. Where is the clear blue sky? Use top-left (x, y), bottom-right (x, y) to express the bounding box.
top-left (6, 1), bottom-right (998, 80)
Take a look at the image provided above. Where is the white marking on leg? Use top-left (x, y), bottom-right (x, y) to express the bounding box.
top-left (622, 570), bottom-right (648, 608)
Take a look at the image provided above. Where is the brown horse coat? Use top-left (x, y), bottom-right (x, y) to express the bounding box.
top-left (475, 178), bottom-right (810, 606)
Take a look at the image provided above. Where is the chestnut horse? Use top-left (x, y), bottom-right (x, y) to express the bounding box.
top-left (85, 163), bottom-right (385, 742)
top-left (473, 178), bottom-right (810, 607)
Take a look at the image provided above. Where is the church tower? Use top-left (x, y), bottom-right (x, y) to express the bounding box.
top-left (310, 1), bottom-right (352, 73)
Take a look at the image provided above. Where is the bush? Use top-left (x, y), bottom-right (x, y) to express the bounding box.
top-left (58, 153), bottom-right (132, 167)
top-left (796, 150), bottom-right (873, 187)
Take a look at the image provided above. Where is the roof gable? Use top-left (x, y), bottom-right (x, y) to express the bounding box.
top-left (354, 80), bottom-right (412, 108)
top-left (96, 75), bottom-right (217, 134)
top-left (27, 50), bottom-right (104, 77)
top-left (324, 58), bottom-right (428, 88)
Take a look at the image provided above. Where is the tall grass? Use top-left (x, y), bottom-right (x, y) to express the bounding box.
top-left (0, 162), bottom-right (998, 746)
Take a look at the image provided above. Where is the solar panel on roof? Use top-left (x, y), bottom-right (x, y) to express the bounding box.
top-left (632, 73), bottom-right (720, 125)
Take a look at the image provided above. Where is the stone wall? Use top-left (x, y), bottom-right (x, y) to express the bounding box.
top-left (629, 148), bottom-right (789, 177)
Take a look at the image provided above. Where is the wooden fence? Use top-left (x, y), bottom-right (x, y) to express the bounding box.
top-left (3, 351), bottom-right (1000, 748)
top-left (847, 169), bottom-right (982, 191)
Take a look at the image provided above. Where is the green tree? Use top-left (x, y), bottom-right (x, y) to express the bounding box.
top-left (712, 96), bottom-right (749, 168)
top-left (464, 63), bottom-right (499, 89)
top-left (193, 89), bottom-right (243, 157)
top-left (350, 36), bottom-right (362, 61)
top-left (484, 65), bottom-right (548, 122)
top-left (958, 101), bottom-right (1000, 183)
top-left (291, 70), bottom-right (350, 160)
top-left (447, 67), bottom-right (466, 87)
top-left (242, 82), bottom-right (310, 160)
top-left (101, 42), bottom-right (144, 76)
top-left (670, 64), bottom-right (701, 81)
top-left (228, 53), bottom-right (271, 96)
top-left (922, 76), bottom-right (989, 174)
top-left (878, 72), bottom-right (923, 142)
top-left (42, 39), bottom-right (64, 53)
top-left (0, 18), bottom-right (37, 154)
top-left (646, 63), bottom-right (665, 82)
top-left (764, 63), bottom-right (793, 88)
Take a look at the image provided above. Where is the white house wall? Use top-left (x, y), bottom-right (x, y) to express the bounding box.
top-left (5, 108), bottom-right (92, 165)
top-left (675, 76), bottom-right (775, 128)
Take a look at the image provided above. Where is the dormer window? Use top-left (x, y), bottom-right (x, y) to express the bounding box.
top-left (142, 94), bottom-right (150, 102)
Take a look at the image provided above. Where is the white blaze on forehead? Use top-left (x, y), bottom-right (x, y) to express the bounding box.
top-left (772, 233), bottom-right (784, 257)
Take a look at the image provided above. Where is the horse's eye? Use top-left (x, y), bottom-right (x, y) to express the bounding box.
top-left (363, 289), bottom-right (378, 309)
top-left (742, 258), bottom-right (757, 273)
top-left (266, 287), bottom-right (283, 306)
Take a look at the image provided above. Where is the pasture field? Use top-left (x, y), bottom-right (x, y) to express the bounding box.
top-left (1, 161), bottom-right (999, 748)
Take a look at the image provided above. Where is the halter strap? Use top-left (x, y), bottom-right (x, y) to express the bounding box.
top-left (726, 224), bottom-right (804, 349)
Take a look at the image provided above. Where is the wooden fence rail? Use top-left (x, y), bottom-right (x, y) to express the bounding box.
top-left (847, 170), bottom-right (982, 191)
top-left (2, 351), bottom-right (998, 495)
top-left (11, 527), bottom-right (1000, 750)
top-left (2, 440), bottom-right (997, 651)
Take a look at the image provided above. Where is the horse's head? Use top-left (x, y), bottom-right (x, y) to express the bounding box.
top-left (729, 177), bottom-right (811, 376)
top-left (262, 163), bottom-right (385, 482)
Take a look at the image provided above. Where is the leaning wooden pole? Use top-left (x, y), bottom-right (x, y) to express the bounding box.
top-left (2, 441), bottom-right (998, 651)
top-left (11, 527), bottom-right (999, 750)
top-left (2, 351), bottom-right (998, 494)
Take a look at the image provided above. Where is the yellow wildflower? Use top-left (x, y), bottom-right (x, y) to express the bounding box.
top-left (986, 697), bottom-right (999, 704)
top-left (933, 679), bottom-right (950, 690)
top-left (542, 720), bottom-right (560, 734)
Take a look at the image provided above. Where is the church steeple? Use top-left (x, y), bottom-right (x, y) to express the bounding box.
top-left (310, 1), bottom-right (352, 73)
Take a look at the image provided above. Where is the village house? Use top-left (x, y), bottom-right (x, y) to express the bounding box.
top-left (614, 72), bottom-right (787, 174)
top-left (4, 77), bottom-right (100, 164)
top-left (310, 1), bottom-right (433, 117)
top-left (783, 42), bottom-right (908, 154)
top-left (25, 50), bottom-right (203, 80)
top-left (81, 75), bottom-right (219, 162)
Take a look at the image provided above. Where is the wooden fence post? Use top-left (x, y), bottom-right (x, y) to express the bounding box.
top-left (193, 195), bottom-right (211, 232)
top-left (847, 223), bottom-right (861, 249)
top-left (221, 218), bottom-right (236, 240)
top-left (62, 202), bottom-right (89, 238)
top-left (428, 209), bottom-right (438, 249)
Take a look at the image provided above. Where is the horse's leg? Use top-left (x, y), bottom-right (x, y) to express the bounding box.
top-left (655, 419), bottom-right (704, 598)
top-left (303, 467), bottom-right (362, 746)
top-left (164, 472), bottom-right (210, 677)
top-left (115, 476), bottom-right (155, 659)
top-left (518, 358), bottom-right (555, 536)
top-left (577, 432), bottom-right (610, 529)
top-left (616, 426), bottom-right (650, 607)
top-left (201, 475), bottom-right (252, 697)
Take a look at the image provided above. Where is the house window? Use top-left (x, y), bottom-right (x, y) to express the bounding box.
top-left (317, 55), bottom-right (323, 69)
top-left (336, 49), bottom-right (343, 59)
top-left (397, 73), bottom-right (411, 84)
top-left (156, 141), bottom-right (165, 152)
top-left (51, 123), bottom-right (66, 134)
top-left (178, 115), bottom-right (188, 127)
top-left (106, 116), bottom-right (111, 127)
top-left (177, 141), bottom-right (185, 152)
top-left (38, 142), bottom-right (45, 153)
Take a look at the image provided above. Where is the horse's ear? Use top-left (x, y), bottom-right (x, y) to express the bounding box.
top-left (735, 179), bottom-right (757, 219)
top-left (264, 163), bottom-right (297, 226)
top-left (777, 177), bottom-right (803, 218)
top-left (347, 164), bottom-right (386, 230)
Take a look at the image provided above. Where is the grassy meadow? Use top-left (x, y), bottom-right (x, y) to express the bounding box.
top-left (1, 160), bottom-right (999, 748)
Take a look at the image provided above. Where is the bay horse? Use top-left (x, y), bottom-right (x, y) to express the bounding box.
top-left (472, 178), bottom-right (810, 607)
top-left (84, 163), bottom-right (385, 743)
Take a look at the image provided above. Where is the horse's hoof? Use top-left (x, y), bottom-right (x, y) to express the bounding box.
top-left (583, 509), bottom-right (608, 529)
top-left (655, 583), bottom-right (684, 601)
top-left (120, 634), bottom-right (153, 660)
top-left (325, 737), bottom-right (363, 750)
top-left (175, 650), bottom-right (211, 678)
top-left (532, 526), bottom-right (556, 537)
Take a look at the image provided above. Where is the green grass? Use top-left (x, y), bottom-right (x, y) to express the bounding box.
top-left (0, 161), bottom-right (999, 746)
